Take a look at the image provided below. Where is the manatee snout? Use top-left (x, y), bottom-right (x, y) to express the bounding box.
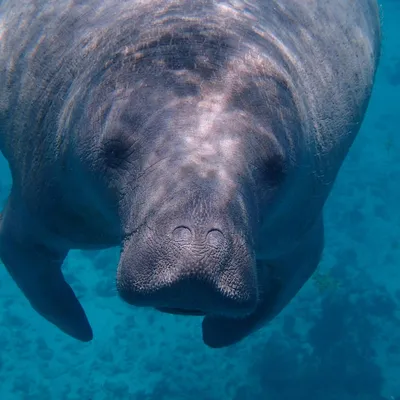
top-left (116, 193), bottom-right (258, 320)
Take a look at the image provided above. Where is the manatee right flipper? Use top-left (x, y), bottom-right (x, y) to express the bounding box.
top-left (0, 196), bottom-right (93, 341)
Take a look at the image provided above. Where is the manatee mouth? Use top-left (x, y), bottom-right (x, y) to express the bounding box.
top-left (156, 307), bottom-right (206, 316)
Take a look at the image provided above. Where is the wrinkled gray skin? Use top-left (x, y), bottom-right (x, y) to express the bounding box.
top-left (0, 0), bottom-right (380, 347)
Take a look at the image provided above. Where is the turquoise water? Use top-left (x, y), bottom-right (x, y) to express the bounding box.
top-left (0, 1), bottom-right (399, 399)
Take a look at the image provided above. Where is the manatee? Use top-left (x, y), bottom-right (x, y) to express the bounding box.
top-left (0, 0), bottom-right (381, 347)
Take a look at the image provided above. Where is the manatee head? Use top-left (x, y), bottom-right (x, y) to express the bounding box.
top-left (77, 23), bottom-right (303, 346)
top-left (114, 97), bottom-right (268, 318)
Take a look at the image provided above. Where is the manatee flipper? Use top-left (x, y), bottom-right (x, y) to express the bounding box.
top-left (202, 216), bottom-right (324, 348)
top-left (0, 197), bottom-right (93, 342)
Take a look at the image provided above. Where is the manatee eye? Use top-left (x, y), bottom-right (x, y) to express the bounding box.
top-left (263, 154), bottom-right (287, 186)
top-left (103, 138), bottom-right (131, 169)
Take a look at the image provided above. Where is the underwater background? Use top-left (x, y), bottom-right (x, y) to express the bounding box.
top-left (0, 1), bottom-right (399, 399)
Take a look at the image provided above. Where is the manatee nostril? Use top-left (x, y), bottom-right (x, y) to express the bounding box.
top-left (206, 228), bottom-right (225, 247)
top-left (172, 226), bottom-right (192, 242)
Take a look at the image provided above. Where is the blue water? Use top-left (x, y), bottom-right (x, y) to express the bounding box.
top-left (0, 1), bottom-right (399, 399)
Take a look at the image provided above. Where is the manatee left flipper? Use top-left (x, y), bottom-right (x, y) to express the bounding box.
top-left (0, 199), bottom-right (93, 342)
top-left (202, 216), bottom-right (324, 348)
